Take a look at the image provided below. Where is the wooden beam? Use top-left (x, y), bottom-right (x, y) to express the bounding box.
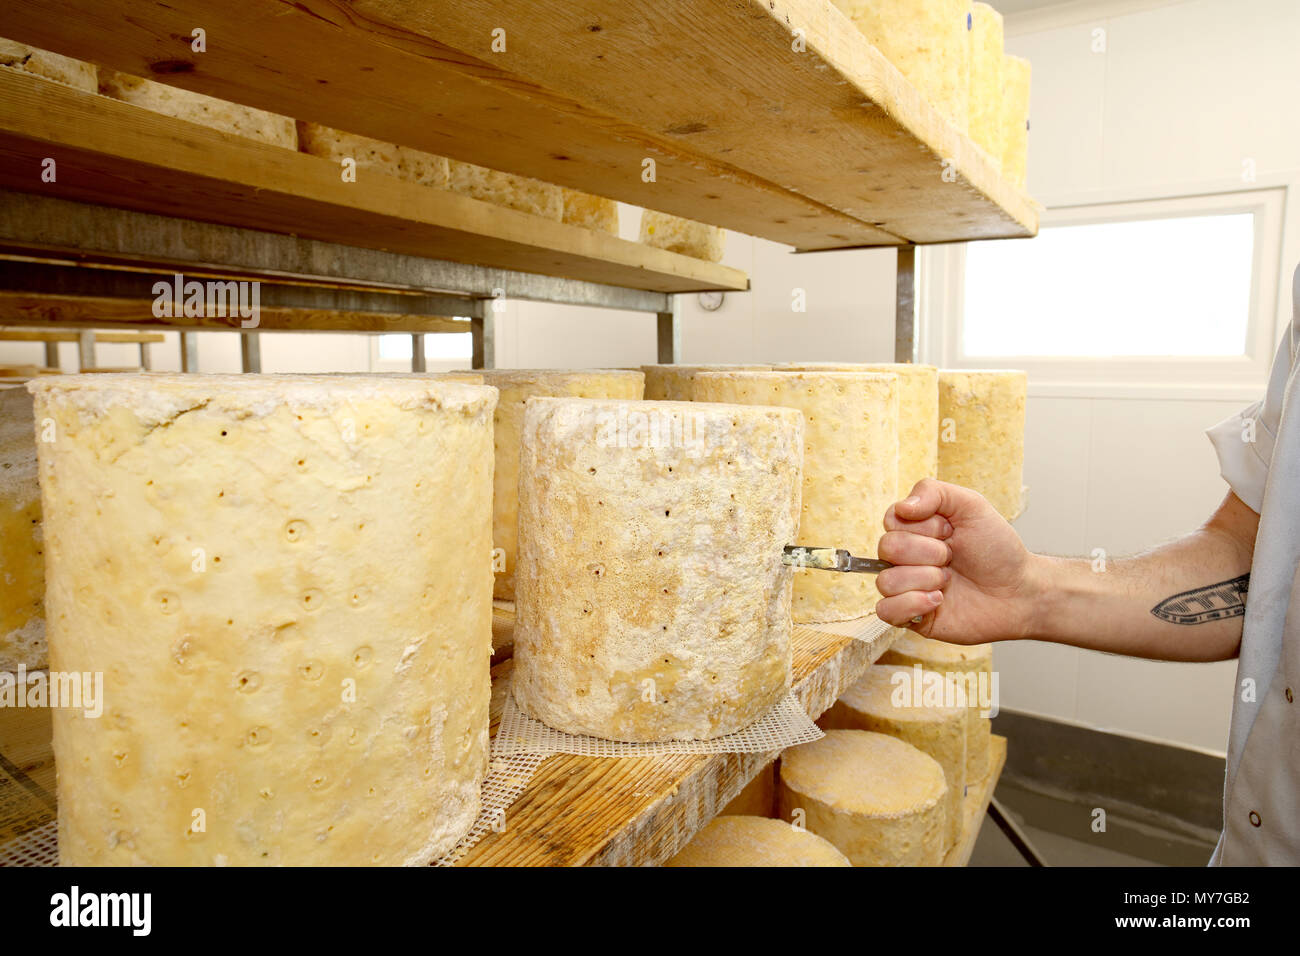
top-left (0, 70), bottom-right (748, 294)
top-left (0, 328), bottom-right (166, 343)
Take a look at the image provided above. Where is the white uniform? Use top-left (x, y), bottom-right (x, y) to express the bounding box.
top-left (1205, 263), bottom-right (1300, 865)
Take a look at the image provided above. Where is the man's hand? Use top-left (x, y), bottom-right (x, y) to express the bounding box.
top-left (875, 478), bottom-right (1036, 643)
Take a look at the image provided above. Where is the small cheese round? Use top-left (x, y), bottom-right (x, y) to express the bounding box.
top-left (32, 373), bottom-right (497, 865)
top-left (693, 370), bottom-right (899, 623)
top-left (447, 160), bottom-right (563, 219)
top-left (639, 210), bottom-right (725, 262)
top-left (1001, 55), bottom-right (1032, 189)
top-left (665, 815), bottom-right (852, 867)
top-left (0, 387), bottom-right (43, 671)
top-left (821, 663), bottom-right (967, 846)
top-left (641, 364), bottom-right (771, 402)
top-left (478, 369), bottom-right (645, 601)
top-left (0, 38), bottom-right (96, 91)
top-left (561, 188), bottom-right (620, 234)
top-left (296, 122), bottom-right (449, 187)
top-left (512, 397), bottom-right (804, 741)
top-left (880, 633), bottom-right (994, 781)
top-left (937, 369), bottom-right (1027, 520)
top-left (778, 730), bottom-right (948, 866)
top-left (968, 3), bottom-right (1006, 165)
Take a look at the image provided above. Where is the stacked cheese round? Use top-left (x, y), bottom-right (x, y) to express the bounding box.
top-left (561, 189), bottom-right (619, 235)
top-left (833, 0), bottom-right (973, 133)
top-left (821, 663), bottom-right (967, 846)
top-left (448, 160), bottom-right (563, 219)
top-left (98, 69), bottom-right (297, 148)
top-left (937, 369), bottom-right (1027, 520)
top-left (512, 397), bottom-right (804, 741)
top-left (666, 815), bottom-right (852, 867)
top-left (968, 3), bottom-right (1005, 165)
top-left (31, 374), bottom-right (497, 865)
top-left (639, 210), bottom-right (725, 263)
top-left (693, 370), bottom-right (899, 623)
top-left (881, 632), bottom-right (995, 781)
top-left (1001, 55), bottom-right (1032, 189)
top-left (296, 121), bottom-right (449, 187)
top-left (479, 369), bottom-right (645, 602)
top-left (780, 363), bottom-right (937, 498)
top-left (778, 730), bottom-right (948, 866)
top-left (641, 364), bottom-right (771, 402)
top-left (0, 37), bottom-right (96, 91)
top-left (0, 387), bottom-right (44, 672)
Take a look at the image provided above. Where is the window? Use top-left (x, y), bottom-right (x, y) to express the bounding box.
top-left (374, 330), bottom-right (473, 370)
top-left (920, 188), bottom-right (1286, 399)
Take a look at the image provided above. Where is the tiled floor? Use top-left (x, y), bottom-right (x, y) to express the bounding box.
top-left (970, 779), bottom-right (1217, 867)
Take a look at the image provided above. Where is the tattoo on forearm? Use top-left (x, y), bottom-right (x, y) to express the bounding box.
top-left (1150, 574), bottom-right (1250, 625)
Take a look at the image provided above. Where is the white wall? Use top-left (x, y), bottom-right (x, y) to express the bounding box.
top-left (980, 0), bottom-right (1300, 752)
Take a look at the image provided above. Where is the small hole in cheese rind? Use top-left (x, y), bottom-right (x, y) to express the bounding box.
top-left (156, 591), bottom-right (180, 614)
top-left (300, 588), bottom-right (324, 611)
top-left (235, 671), bottom-right (261, 693)
top-left (284, 519), bottom-right (308, 542)
top-left (299, 660), bottom-right (324, 681)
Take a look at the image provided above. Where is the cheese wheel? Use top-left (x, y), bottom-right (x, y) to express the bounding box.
top-left (447, 160), bottom-right (563, 219)
top-left (821, 663), bottom-right (967, 846)
top-left (641, 364), bottom-right (771, 402)
top-left (639, 211), bottom-right (726, 263)
top-left (780, 363), bottom-right (937, 497)
top-left (512, 397), bottom-right (803, 741)
top-left (98, 70), bottom-right (297, 148)
top-left (778, 729), bottom-right (947, 866)
top-left (296, 122), bottom-right (449, 187)
top-left (561, 189), bottom-right (619, 234)
top-left (666, 815), bottom-right (852, 867)
top-left (0, 387), bottom-right (44, 672)
top-left (1001, 55), bottom-right (1032, 189)
top-left (31, 373), bottom-right (496, 865)
top-left (968, 3), bottom-right (1005, 165)
top-left (478, 369), bottom-right (645, 602)
top-left (880, 632), bottom-right (994, 782)
top-left (937, 369), bottom-right (1027, 519)
top-left (833, 0), bottom-right (973, 133)
top-left (693, 371), bottom-right (899, 623)
top-left (0, 38), bottom-right (96, 91)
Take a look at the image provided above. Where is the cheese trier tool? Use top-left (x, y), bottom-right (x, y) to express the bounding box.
top-left (782, 546), bottom-right (892, 574)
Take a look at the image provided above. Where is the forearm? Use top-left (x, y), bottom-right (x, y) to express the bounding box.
top-left (1023, 504), bottom-right (1255, 662)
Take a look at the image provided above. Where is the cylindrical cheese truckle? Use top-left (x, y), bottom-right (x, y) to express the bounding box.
top-left (479, 369), bottom-right (644, 602)
top-left (447, 160), bottom-right (563, 219)
top-left (693, 371), bottom-right (899, 623)
top-left (512, 397), bottom-right (804, 741)
top-left (820, 663), bottom-right (967, 846)
top-left (778, 730), bottom-right (948, 866)
top-left (937, 369), bottom-right (1027, 520)
top-left (1001, 54), bottom-right (1032, 189)
top-left (561, 188), bottom-right (620, 235)
top-left (0, 37), bottom-right (96, 91)
top-left (0, 386), bottom-right (44, 672)
top-left (880, 632), bottom-right (995, 782)
top-left (832, 0), bottom-right (973, 133)
top-left (296, 122), bottom-right (449, 187)
top-left (639, 210), bottom-right (726, 263)
top-left (968, 3), bottom-right (1005, 164)
top-left (780, 363), bottom-right (937, 498)
top-left (641, 364), bottom-right (771, 402)
top-left (30, 373), bottom-right (497, 866)
top-left (666, 815), bottom-right (852, 867)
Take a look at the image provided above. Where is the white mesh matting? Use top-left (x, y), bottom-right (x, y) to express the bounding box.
top-left (0, 820), bottom-right (57, 867)
top-left (799, 611), bottom-right (893, 643)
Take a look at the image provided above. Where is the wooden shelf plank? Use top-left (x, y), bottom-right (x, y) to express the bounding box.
top-left (5, 0), bottom-right (1036, 249)
top-left (0, 70), bottom-right (748, 295)
top-left (460, 614), bottom-right (900, 866)
top-left (0, 328), bottom-right (165, 343)
top-left (943, 734), bottom-right (1007, 867)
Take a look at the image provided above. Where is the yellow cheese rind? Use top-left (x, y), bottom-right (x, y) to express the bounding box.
top-left (693, 371), bottom-right (899, 623)
top-left (968, 3), bottom-right (1005, 165)
top-left (780, 363), bottom-right (937, 498)
top-left (30, 373), bottom-right (497, 865)
top-left (880, 633), bottom-right (994, 781)
top-left (666, 815), bottom-right (852, 867)
top-left (937, 369), bottom-right (1027, 519)
top-left (0, 387), bottom-right (44, 671)
top-left (639, 211), bottom-right (725, 263)
top-left (778, 729), bottom-right (947, 865)
top-left (447, 160), bottom-right (563, 219)
top-left (0, 38), bottom-right (96, 91)
top-left (98, 70), bottom-right (297, 148)
top-left (561, 189), bottom-right (619, 234)
top-left (479, 369), bottom-right (645, 601)
top-left (1001, 55), bottom-right (1032, 189)
top-left (296, 122), bottom-right (449, 187)
top-left (833, 0), bottom-right (973, 133)
top-left (641, 364), bottom-right (771, 402)
top-left (821, 663), bottom-right (967, 845)
top-left (512, 397), bottom-right (803, 741)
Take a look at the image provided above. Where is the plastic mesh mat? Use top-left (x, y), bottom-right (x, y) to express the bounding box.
top-left (0, 821), bottom-right (56, 867)
top-left (799, 611), bottom-right (894, 643)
